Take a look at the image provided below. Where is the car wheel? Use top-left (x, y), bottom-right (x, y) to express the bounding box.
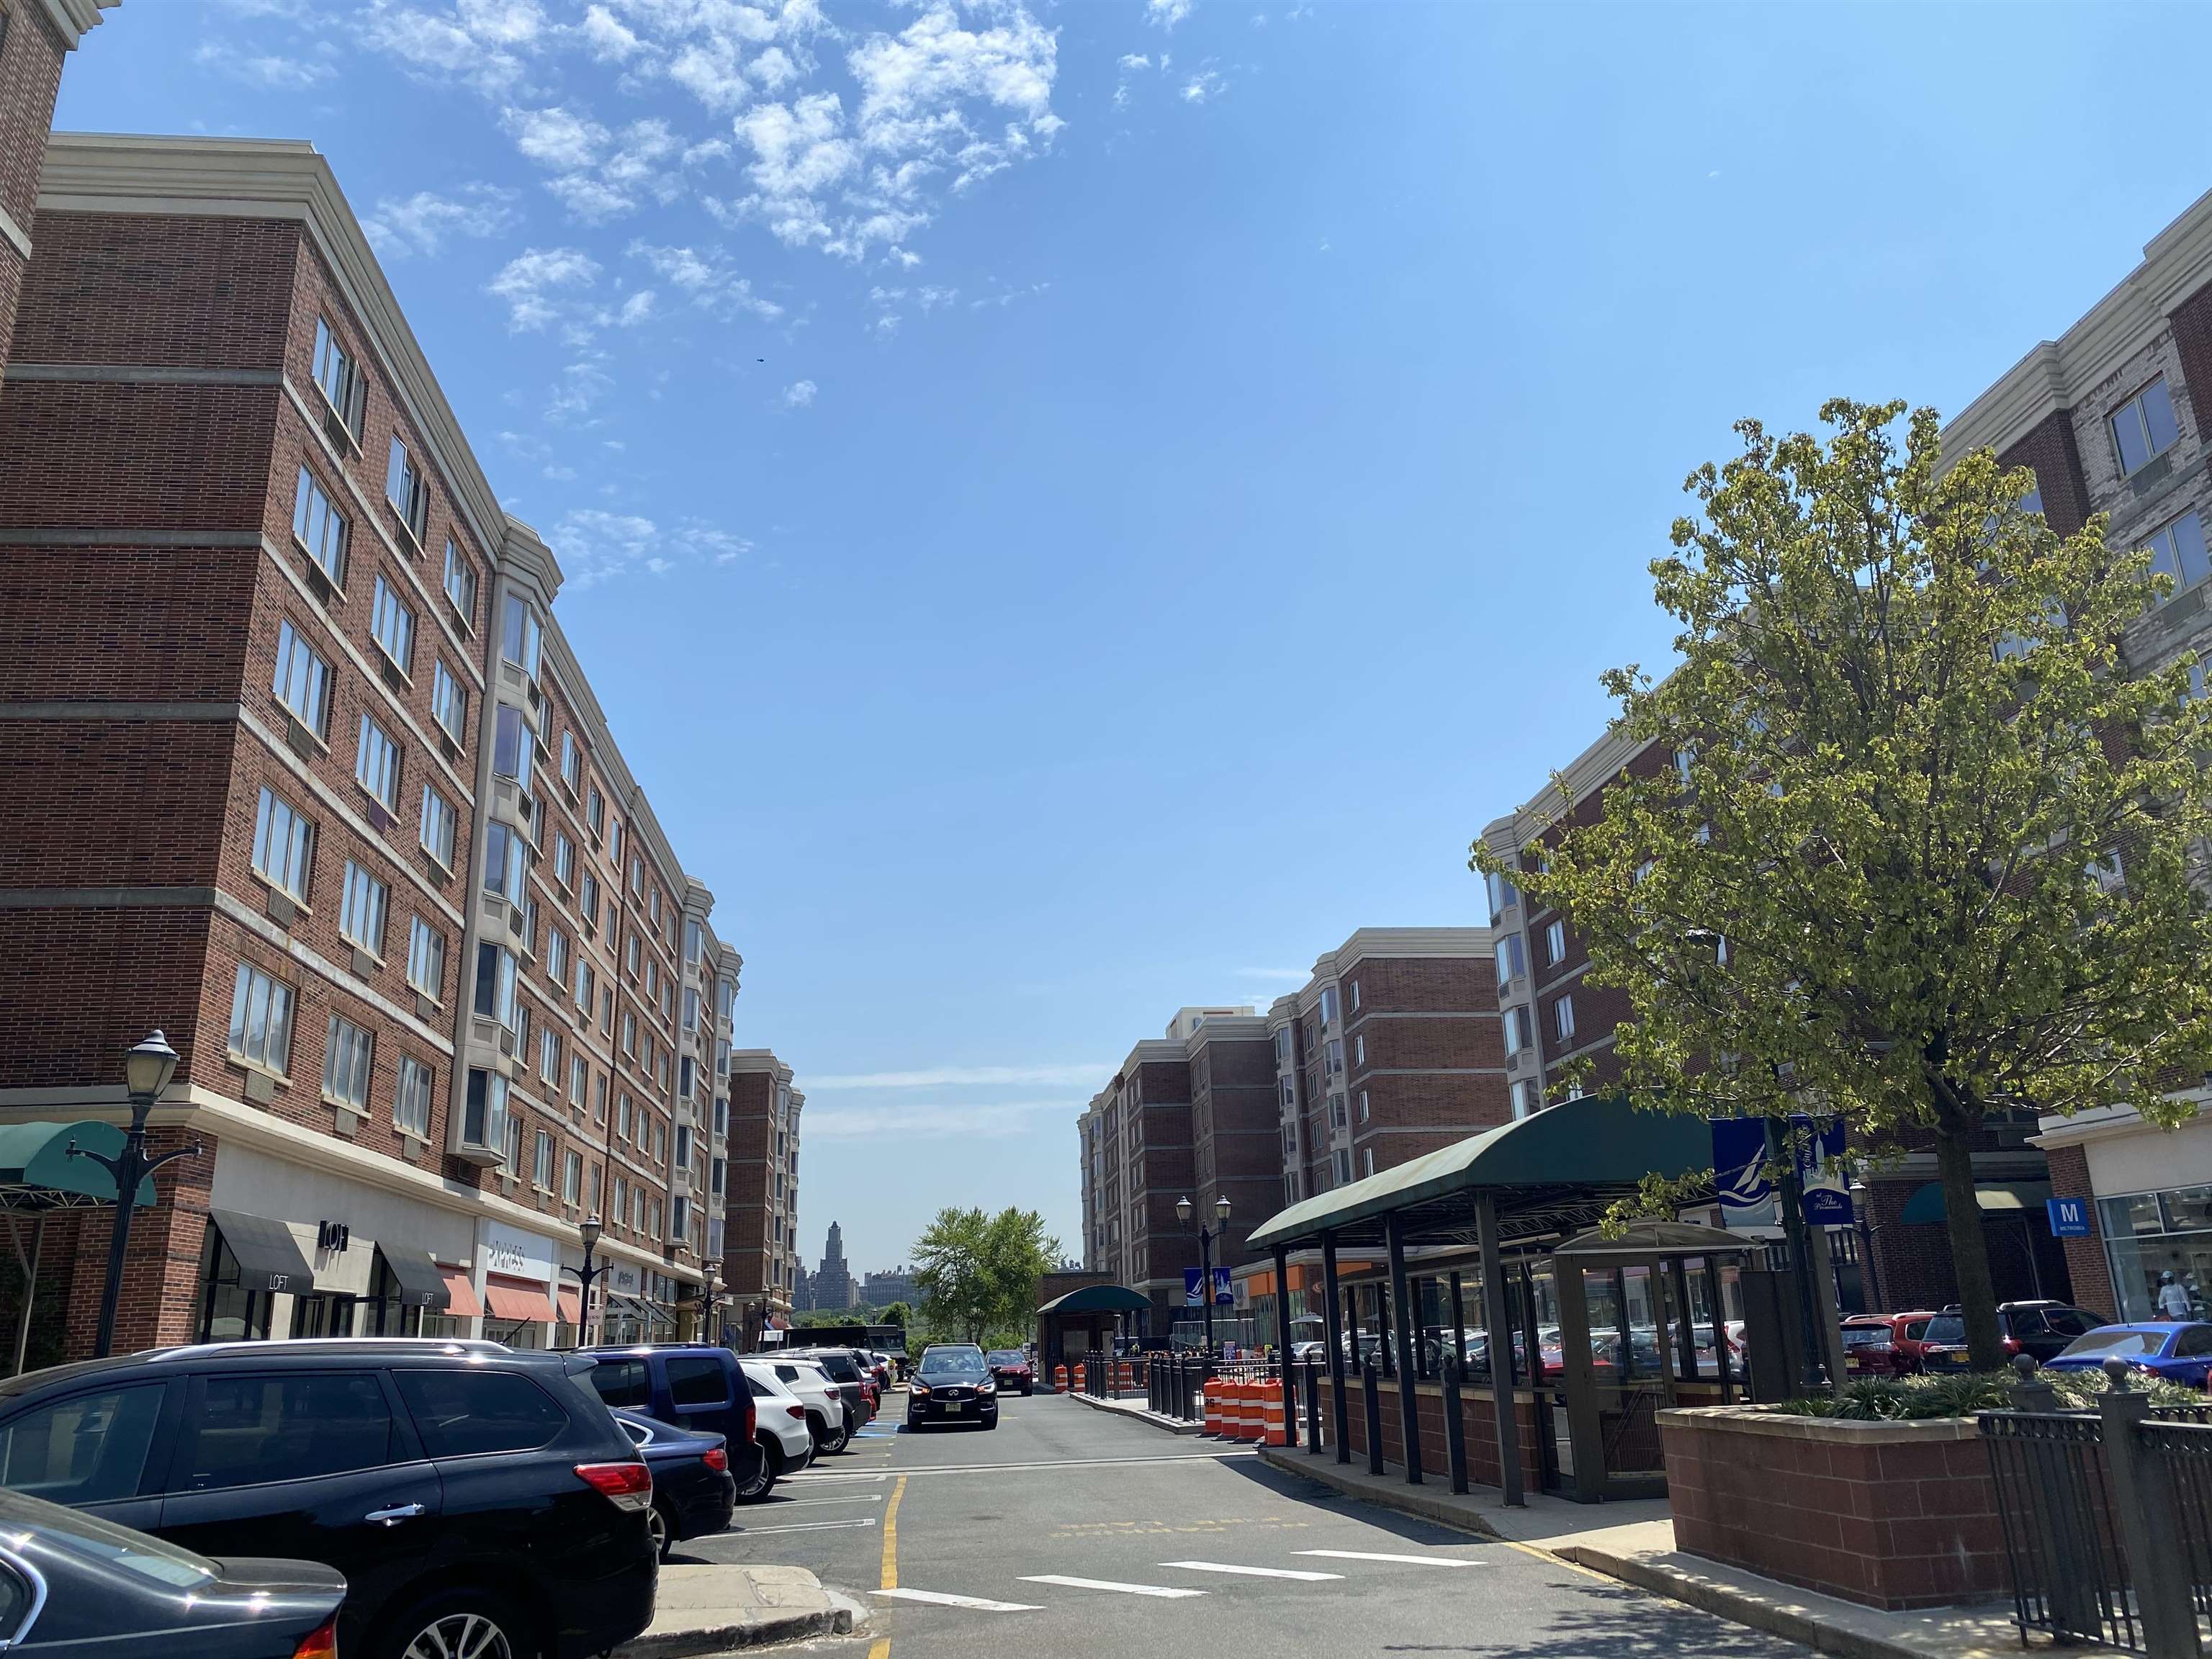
top-left (817, 1416), bottom-right (851, 1455)
top-left (379, 1588), bottom-right (534, 1659)
top-left (648, 1499), bottom-right (676, 1561)
top-left (736, 1437), bottom-right (779, 1504)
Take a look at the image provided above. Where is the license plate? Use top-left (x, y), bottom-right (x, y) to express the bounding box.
top-left (945, 1401), bottom-right (963, 1413)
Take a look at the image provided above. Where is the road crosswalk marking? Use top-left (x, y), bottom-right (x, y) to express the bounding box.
top-left (1162, 1560), bottom-right (1344, 1581)
top-left (1020, 1574), bottom-right (1208, 1599)
top-left (872, 1588), bottom-right (1041, 1612)
top-left (1294, 1550), bottom-right (1484, 1567)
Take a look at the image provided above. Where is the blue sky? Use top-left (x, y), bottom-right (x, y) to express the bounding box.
top-left (58, 1), bottom-right (2212, 1274)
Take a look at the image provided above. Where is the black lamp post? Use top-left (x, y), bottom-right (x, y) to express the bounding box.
top-left (1177, 1194), bottom-right (1232, 1356)
top-left (1849, 1179), bottom-right (1881, 1314)
top-left (565, 1215), bottom-right (611, 1344)
top-left (71, 1030), bottom-right (197, 1359)
top-left (697, 1258), bottom-right (721, 1345)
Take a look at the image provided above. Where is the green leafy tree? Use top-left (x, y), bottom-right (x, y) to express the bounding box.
top-left (913, 1205), bottom-right (1061, 1344)
top-left (1473, 399), bottom-right (2212, 1370)
top-left (881, 1300), bottom-right (912, 1328)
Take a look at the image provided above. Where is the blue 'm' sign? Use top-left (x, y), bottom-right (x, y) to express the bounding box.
top-left (2047, 1197), bottom-right (2091, 1238)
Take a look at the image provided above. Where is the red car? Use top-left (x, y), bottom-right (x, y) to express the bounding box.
top-left (1840, 1311), bottom-right (1938, 1377)
top-left (986, 1348), bottom-right (1036, 1395)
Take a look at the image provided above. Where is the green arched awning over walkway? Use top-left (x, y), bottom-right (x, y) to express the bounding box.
top-left (0, 1120), bottom-right (157, 1209)
top-left (1036, 1282), bottom-right (1151, 1316)
top-left (1897, 1179), bottom-right (2051, 1227)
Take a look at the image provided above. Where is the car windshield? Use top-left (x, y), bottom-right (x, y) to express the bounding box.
top-left (1923, 1316), bottom-right (1965, 1344)
top-left (1840, 1326), bottom-right (1892, 1347)
top-left (2059, 1329), bottom-right (2167, 1358)
top-left (986, 1350), bottom-right (1025, 1364)
top-left (922, 1353), bottom-right (988, 1380)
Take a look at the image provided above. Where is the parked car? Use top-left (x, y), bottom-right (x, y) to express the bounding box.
top-left (737, 1361), bottom-right (818, 1493)
top-left (611, 1410), bottom-right (736, 1559)
top-left (0, 1336), bottom-right (657, 1659)
top-left (0, 1483), bottom-right (346, 1658)
top-left (1840, 1311), bottom-right (1940, 1377)
top-left (2044, 1323), bottom-right (2212, 1388)
top-left (1920, 1302), bottom-right (2104, 1370)
top-left (786, 1349), bottom-right (876, 1434)
top-left (576, 1343), bottom-right (764, 1498)
top-left (906, 1345), bottom-right (998, 1431)
top-left (759, 1356), bottom-right (853, 1455)
top-left (985, 1349), bottom-right (1035, 1395)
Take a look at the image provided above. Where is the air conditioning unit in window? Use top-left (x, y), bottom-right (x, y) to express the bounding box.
top-left (322, 405), bottom-right (356, 455)
top-left (440, 734), bottom-right (460, 764)
top-left (364, 797), bottom-right (395, 835)
top-left (304, 563), bottom-right (334, 605)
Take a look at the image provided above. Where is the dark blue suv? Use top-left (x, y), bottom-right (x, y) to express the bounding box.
top-left (577, 1345), bottom-right (762, 1497)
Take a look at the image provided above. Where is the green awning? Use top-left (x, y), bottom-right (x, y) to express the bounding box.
top-left (1244, 1097), bottom-right (1713, 1254)
top-left (0, 1120), bottom-right (158, 1210)
top-left (1898, 1179), bottom-right (2052, 1227)
top-left (1036, 1283), bottom-right (1151, 1316)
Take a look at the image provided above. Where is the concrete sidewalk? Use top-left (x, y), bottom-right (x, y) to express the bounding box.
top-left (1065, 1389), bottom-right (1202, 1434)
top-left (615, 1563), bottom-right (860, 1658)
top-left (1256, 1445), bottom-right (2086, 1659)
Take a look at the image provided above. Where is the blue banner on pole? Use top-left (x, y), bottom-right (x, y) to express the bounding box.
top-left (1183, 1267), bottom-right (1232, 1306)
top-left (2047, 1197), bottom-right (2091, 1238)
top-left (1714, 1116), bottom-right (1853, 1227)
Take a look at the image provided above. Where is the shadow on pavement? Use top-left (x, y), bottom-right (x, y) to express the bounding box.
top-left (1217, 1455), bottom-right (1488, 1546)
top-left (1384, 1575), bottom-right (1800, 1655)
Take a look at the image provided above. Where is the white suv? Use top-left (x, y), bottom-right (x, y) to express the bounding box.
top-left (757, 1355), bottom-right (852, 1454)
top-left (739, 1361), bottom-right (818, 1496)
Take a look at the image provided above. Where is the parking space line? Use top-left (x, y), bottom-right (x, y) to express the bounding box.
top-left (1161, 1560), bottom-right (1344, 1581)
top-left (871, 1588), bottom-right (1040, 1612)
top-left (1019, 1575), bottom-right (1208, 1599)
top-left (1293, 1550), bottom-right (1485, 1567)
top-left (766, 1493), bottom-right (884, 1508)
top-left (732, 1517), bottom-right (878, 1535)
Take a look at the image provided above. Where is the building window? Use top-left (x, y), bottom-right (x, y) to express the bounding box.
top-left (407, 915), bottom-right (446, 1002)
top-left (367, 575), bottom-right (418, 675)
top-left (554, 833), bottom-right (575, 889)
top-left (338, 860), bottom-right (389, 956)
top-left (649, 888), bottom-right (662, 927)
top-left (273, 620), bottom-right (332, 737)
top-left (570, 1053), bottom-right (588, 1104)
top-left (547, 928), bottom-right (569, 984)
top-left (356, 715), bottom-right (403, 812)
top-left (671, 1197), bottom-right (689, 1243)
top-left (678, 1056), bottom-right (695, 1099)
top-left (1358, 1089), bottom-right (1370, 1122)
top-left (580, 871), bottom-right (600, 927)
top-left (432, 660), bottom-right (467, 742)
top-left (292, 465), bottom-right (349, 585)
top-left (587, 786), bottom-right (606, 836)
top-left (474, 943), bottom-right (520, 1036)
top-left (501, 595), bottom-right (543, 679)
top-left (420, 783), bottom-right (457, 869)
top-left (493, 705), bottom-right (534, 791)
top-left (1362, 1146), bottom-right (1375, 1179)
top-left (608, 817), bottom-right (621, 862)
top-left (1485, 869), bottom-right (1519, 923)
top-left (2111, 377), bottom-right (2180, 477)
top-left (387, 436), bottom-right (430, 546)
top-left (1503, 1005), bottom-right (1527, 1055)
top-left (251, 786), bottom-right (314, 902)
top-left (1329, 1093), bottom-right (1347, 1130)
top-left (683, 986), bottom-right (700, 1032)
top-left (561, 729), bottom-right (580, 788)
top-left (228, 962), bottom-right (295, 1074)
top-left (1325, 1038), bottom-right (1344, 1077)
top-left (575, 958), bottom-right (595, 1012)
top-left (1554, 995), bottom-right (1575, 1043)
top-left (323, 1014), bottom-right (374, 1110)
top-left (631, 855), bottom-right (644, 896)
top-left (312, 316), bottom-right (366, 437)
top-left (613, 1177), bottom-right (629, 1226)
top-left (1545, 919), bottom-right (1566, 966)
top-left (1333, 1148), bottom-right (1352, 1185)
top-left (1496, 933), bottom-right (1526, 981)
top-left (483, 820), bottom-right (528, 905)
top-left (540, 1026), bottom-right (560, 1084)
top-left (622, 1010), bottom-right (638, 1057)
top-left (534, 1128), bottom-right (556, 1190)
top-left (564, 1150), bottom-right (583, 1204)
top-left (442, 539), bottom-right (477, 626)
top-left (2145, 512), bottom-right (2211, 599)
top-left (1319, 986), bottom-right (1338, 1027)
top-left (395, 1055), bottom-right (433, 1136)
top-left (1510, 1079), bottom-right (1533, 1120)
top-left (1354, 1034), bottom-right (1366, 1067)
top-left (464, 1067), bottom-right (510, 1152)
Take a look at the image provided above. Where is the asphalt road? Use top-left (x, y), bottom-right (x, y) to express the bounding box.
top-left (680, 1390), bottom-right (1810, 1659)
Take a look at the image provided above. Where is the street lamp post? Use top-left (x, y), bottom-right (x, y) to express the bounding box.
top-left (565, 1215), bottom-right (611, 1344)
top-left (698, 1259), bottom-right (721, 1346)
top-left (1849, 1179), bottom-right (1881, 1314)
top-left (1177, 1194), bottom-right (1233, 1357)
top-left (69, 1031), bottom-right (197, 1359)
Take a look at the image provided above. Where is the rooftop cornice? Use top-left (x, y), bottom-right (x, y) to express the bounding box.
top-left (498, 516), bottom-right (563, 608)
top-left (39, 0), bottom-right (119, 49)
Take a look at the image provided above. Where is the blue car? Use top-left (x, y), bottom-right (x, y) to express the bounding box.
top-left (2043, 1322), bottom-right (2212, 1387)
top-left (611, 1408), bottom-right (737, 1560)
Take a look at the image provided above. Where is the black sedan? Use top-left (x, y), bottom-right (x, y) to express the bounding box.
top-left (0, 1485), bottom-right (344, 1657)
top-left (986, 1349), bottom-right (1035, 1395)
top-left (613, 1409), bottom-right (737, 1558)
top-left (905, 1350), bottom-right (999, 1430)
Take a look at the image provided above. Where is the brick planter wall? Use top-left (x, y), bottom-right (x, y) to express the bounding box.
top-left (1316, 1375), bottom-right (1545, 1491)
top-left (1661, 1406), bottom-right (2006, 1610)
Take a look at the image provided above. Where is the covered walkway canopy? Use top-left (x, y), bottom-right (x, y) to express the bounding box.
top-left (1035, 1282), bottom-right (1151, 1377)
top-left (1246, 1098), bottom-right (1735, 1507)
top-left (0, 1120), bottom-right (160, 1377)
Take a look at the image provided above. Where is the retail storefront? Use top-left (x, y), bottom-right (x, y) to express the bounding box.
top-left (2035, 1100), bottom-right (2212, 1320)
top-left (478, 1220), bottom-right (562, 1349)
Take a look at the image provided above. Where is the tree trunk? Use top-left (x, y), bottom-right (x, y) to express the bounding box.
top-left (1935, 1123), bottom-right (2005, 1370)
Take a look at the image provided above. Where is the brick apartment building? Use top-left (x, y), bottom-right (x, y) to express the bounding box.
top-left (0, 131), bottom-right (788, 1361)
top-left (1079, 931), bottom-right (1509, 1334)
top-left (724, 1051), bottom-right (803, 1339)
top-left (0, 2), bottom-right (116, 381)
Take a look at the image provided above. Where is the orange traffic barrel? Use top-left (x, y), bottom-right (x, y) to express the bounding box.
top-left (1261, 1385), bottom-right (1287, 1444)
top-left (1053, 1364), bottom-right (1068, 1393)
top-left (1203, 1382), bottom-right (1224, 1435)
top-left (1231, 1381), bottom-right (1259, 1442)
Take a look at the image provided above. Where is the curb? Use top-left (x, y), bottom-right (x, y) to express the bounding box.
top-left (615, 1604), bottom-right (855, 1658)
top-left (1065, 1391), bottom-right (1203, 1436)
top-left (1254, 1444), bottom-right (1500, 1537)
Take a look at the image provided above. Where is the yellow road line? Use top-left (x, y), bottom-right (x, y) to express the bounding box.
top-left (867, 1473), bottom-right (908, 1659)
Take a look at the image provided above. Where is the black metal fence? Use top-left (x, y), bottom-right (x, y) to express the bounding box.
top-left (1982, 1367), bottom-right (2212, 1656)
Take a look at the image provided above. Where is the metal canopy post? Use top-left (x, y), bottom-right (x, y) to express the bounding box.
top-left (1321, 1231), bottom-right (1349, 1463)
top-left (1386, 1212), bottom-right (1422, 1483)
top-left (1476, 1191), bottom-right (1525, 1507)
top-left (1273, 1244), bottom-right (1296, 1447)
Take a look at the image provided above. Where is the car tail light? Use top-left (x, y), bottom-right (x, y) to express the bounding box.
top-left (702, 1446), bottom-right (729, 1473)
top-left (293, 1616), bottom-right (340, 1659)
top-left (786, 1403), bottom-right (807, 1419)
top-left (575, 1460), bottom-right (654, 1511)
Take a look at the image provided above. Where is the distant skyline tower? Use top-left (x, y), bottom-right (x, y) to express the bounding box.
top-left (812, 1220), bottom-right (856, 1310)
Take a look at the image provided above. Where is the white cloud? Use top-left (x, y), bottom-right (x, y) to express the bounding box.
top-left (485, 246), bottom-right (601, 331)
top-left (577, 2), bottom-right (642, 59)
top-left (356, 0), bottom-right (546, 93)
top-left (547, 352), bottom-right (614, 424)
top-left (192, 43), bottom-right (335, 88)
top-left (806, 1064), bottom-right (1110, 1090)
top-left (627, 240), bottom-right (784, 319)
top-left (361, 184), bottom-right (520, 258)
top-left (1146, 0), bottom-right (1192, 28)
top-left (552, 507), bottom-right (754, 585)
top-left (1118, 52), bottom-right (1152, 70)
top-left (804, 1100), bottom-right (1069, 1141)
top-left (783, 378), bottom-right (817, 407)
top-left (503, 104), bottom-right (609, 169)
top-left (617, 289), bottom-right (657, 325)
top-left (750, 44), bottom-right (800, 89)
top-left (1180, 68), bottom-right (1224, 103)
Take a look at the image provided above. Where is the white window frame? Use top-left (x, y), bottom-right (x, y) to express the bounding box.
top-left (547, 928), bottom-right (569, 984)
top-left (312, 315), bottom-right (366, 439)
top-left (554, 833), bottom-right (575, 888)
top-left (251, 786), bottom-right (313, 903)
top-left (323, 1013), bottom-right (374, 1110)
top-left (432, 660), bottom-right (468, 742)
top-left (561, 729), bottom-right (580, 788)
top-left (502, 595), bottom-right (543, 679)
top-left (420, 783), bottom-right (457, 871)
top-left (356, 714), bottom-right (403, 812)
top-left (292, 464), bottom-right (349, 585)
top-left (1545, 919), bottom-right (1566, 966)
top-left (338, 860), bottom-right (389, 958)
top-left (395, 1054), bottom-right (433, 1137)
top-left (370, 575), bottom-right (415, 677)
top-left (540, 1026), bottom-right (560, 1084)
top-left (408, 915), bottom-right (446, 1002)
top-left (2111, 376), bottom-right (2180, 477)
top-left (2144, 511), bottom-right (2211, 600)
top-left (228, 961), bottom-right (295, 1074)
top-left (273, 619), bottom-right (332, 737)
top-left (442, 539), bottom-right (477, 626)
top-left (534, 1128), bottom-right (556, 1190)
top-left (387, 434), bottom-right (430, 547)
top-left (1554, 994), bottom-right (1576, 1043)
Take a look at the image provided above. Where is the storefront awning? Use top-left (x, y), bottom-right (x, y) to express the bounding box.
top-left (208, 1208), bottom-right (315, 1295)
top-left (379, 1246), bottom-right (451, 1310)
top-left (556, 1285), bottom-right (582, 1326)
top-left (605, 1293), bottom-right (648, 1323)
top-left (1898, 1179), bottom-right (2053, 1227)
top-left (439, 1267), bottom-right (482, 1319)
top-left (483, 1277), bottom-right (556, 1324)
top-left (0, 1120), bottom-right (158, 1210)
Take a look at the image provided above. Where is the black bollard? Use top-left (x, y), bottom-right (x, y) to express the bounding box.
top-left (1305, 1357), bottom-right (1323, 1455)
top-left (1441, 1352), bottom-right (1469, 1495)
top-left (1362, 1351), bottom-right (1385, 1475)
